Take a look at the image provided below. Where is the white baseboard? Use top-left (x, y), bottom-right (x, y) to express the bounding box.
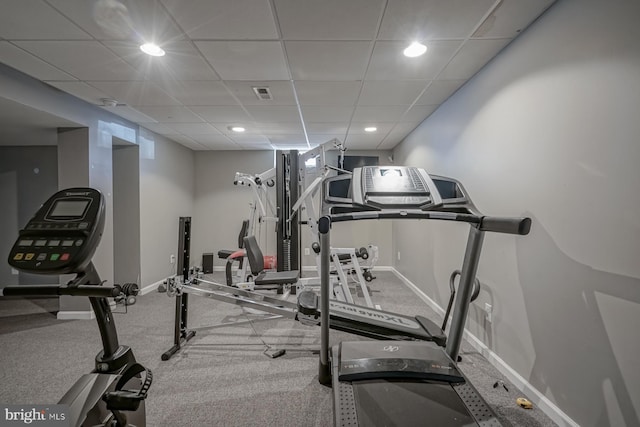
top-left (141, 278), bottom-right (167, 295)
top-left (57, 310), bottom-right (95, 320)
top-left (389, 267), bottom-right (579, 427)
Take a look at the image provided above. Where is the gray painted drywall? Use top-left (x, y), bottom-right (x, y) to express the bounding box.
top-left (0, 145), bottom-right (58, 286)
top-left (138, 128), bottom-right (195, 286)
top-left (392, 0), bottom-right (640, 426)
top-left (113, 143), bottom-right (141, 285)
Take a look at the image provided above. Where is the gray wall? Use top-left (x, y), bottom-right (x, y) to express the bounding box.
top-left (139, 128), bottom-right (195, 286)
top-left (0, 145), bottom-right (58, 286)
top-left (392, 0), bottom-right (640, 426)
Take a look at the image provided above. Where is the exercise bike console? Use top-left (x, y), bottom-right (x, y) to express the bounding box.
top-left (8, 188), bottom-right (103, 274)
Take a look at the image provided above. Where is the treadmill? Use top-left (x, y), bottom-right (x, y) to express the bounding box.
top-left (316, 166), bottom-right (531, 426)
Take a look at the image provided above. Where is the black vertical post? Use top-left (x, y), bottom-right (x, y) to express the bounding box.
top-left (276, 150), bottom-right (286, 271)
top-left (289, 150), bottom-right (300, 271)
top-left (161, 217), bottom-right (196, 361)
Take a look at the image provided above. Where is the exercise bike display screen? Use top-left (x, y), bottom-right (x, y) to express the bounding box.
top-left (8, 188), bottom-right (105, 275)
top-left (48, 199), bottom-right (91, 218)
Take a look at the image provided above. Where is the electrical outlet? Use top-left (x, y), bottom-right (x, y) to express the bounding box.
top-left (397, 251), bottom-right (401, 261)
top-left (170, 254), bottom-right (176, 264)
top-left (11, 268), bottom-right (19, 275)
top-left (485, 303), bottom-right (492, 322)
top-left (304, 247), bottom-right (310, 256)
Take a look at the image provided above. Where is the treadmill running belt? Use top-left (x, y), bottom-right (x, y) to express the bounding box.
top-left (352, 379), bottom-right (476, 426)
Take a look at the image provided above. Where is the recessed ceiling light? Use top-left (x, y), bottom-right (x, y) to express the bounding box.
top-left (403, 41), bottom-right (427, 58)
top-left (140, 43), bottom-right (165, 57)
top-left (230, 126), bottom-right (246, 133)
top-left (364, 127), bottom-right (377, 132)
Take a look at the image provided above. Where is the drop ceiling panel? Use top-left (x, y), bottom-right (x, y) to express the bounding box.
top-left (0, 0), bottom-right (91, 39)
top-left (190, 133), bottom-right (234, 145)
top-left (301, 106), bottom-right (355, 122)
top-left (345, 133), bottom-right (386, 148)
top-left (352, 106), bottom-right (407, 122)
top-left (308, 134), bottom-right (346, 145)
top-left (48, 0), bottom-right (184, 42)
top-left (306, 122), bottom-right (348, 134)
top-left (161, 0), bottom-right (278, 39)
top-left (224, 81), bottom-right (296, 106)
top-left (402, 105), bottom-right (438, 122)
top-left (255, 122), bottom-right (304, 135)
top-left (196, 41), bottom-right (289, 80)
top-left (140, 123), bottom-right (179, 135)
top-left (294, 81), bottom-right (361, 106)
top-left (89, 81), bottom-right (181, 106)
top-left (168, 134), bottom-right (207, 150)
top-left (286, 41), bottom-right (370, 81)
top-left (0, 42), bottom-right (76, 81)
top-left (348, 122), bottom-right (395, 134)
top-left (162, 81), bottom-right (239, 106)
top-left (366, 40), bottom-right (460, 80)
top-left (267, 134), bottom-right (308, 148)
top-left (415, 80), bottom-right (465, 105)
top-left (358, 80), bottom-right (427, 106)
top-left (245, 106), bottom-right (301, 122)
top-left (46, 81), bottom-right (109, 105)
top-left (15, 41), bottom-right (142, 81)
top-left (136, 106), bottom-right (204, 122)
top-left (274, 0), bottom-right (385, 40)
top-left (378, 0), bottom-right (496, 40)
top-left (189, 106), bottom-right (252, 122)
top-left (100, 105), bottom-right (159, 123)
top-left (104, 41), bottom-right (219, 81)
top-left (166, 123), bottom-right (221, 135)
top-left (227, 134), bottom-right (272, 146)
top-left (472, 0), bottom-right (556, 39)
top-left (439, 38), bottom-right (512, 80)
top-left (211, 122), bottom-right (261, 135)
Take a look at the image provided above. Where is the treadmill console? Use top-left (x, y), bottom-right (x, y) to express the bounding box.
top-left (352, 166), bottom-right (443, 210)
top-left (8, 188), bottom-right (105, 275)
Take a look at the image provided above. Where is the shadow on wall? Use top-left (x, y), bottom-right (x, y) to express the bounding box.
top-left (517, 215), bottom-right (640, 427)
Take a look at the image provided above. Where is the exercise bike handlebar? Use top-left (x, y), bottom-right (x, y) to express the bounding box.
top-left (0, 284), bottom-right (137, 299)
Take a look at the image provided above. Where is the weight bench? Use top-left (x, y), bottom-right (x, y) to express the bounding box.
top-left (243, 235), bottom-right (299, 293)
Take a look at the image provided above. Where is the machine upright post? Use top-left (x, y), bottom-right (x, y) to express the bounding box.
top-left (318, 215), bottom-right (331, 385)
top-left (445, 225), bottom-right (485, 361)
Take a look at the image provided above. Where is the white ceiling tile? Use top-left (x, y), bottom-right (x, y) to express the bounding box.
top-left (344, 133), bottom-right (385, 149)
top-left (358, 81), bottom-right (427, 106)
top-left (352, 106), bottom-right (407, 122)
top-left (196, 41), bottom-right (289, 80)
top-left (391, 122), bottom-right (422, 134)
top-left (439, 39), bottom-right (512, 80)
top-left (224, 81), bottom-right (296, 106)
top-left (255, 122), bottom-right (304, 135)
top-left (307, 134), bottom-right (347, 145)
top-left (348, 122), bottom-right (396, 135)
top-left (89, 81), bottom-right (180, 106)
top-left (306, 122), bottom-right (348, 134)
top-left (211, 122), bottom-right (261, 135)
top-left (48, 0), bottom-right (184, 42)
top-left (237, 143), bottom-right (274, 150)
top-left (366, 40), bottom-right (460, 80)
top-left (472, 0), bottom-right (557, 39)
top-left (140, 123), bottom-right (179, 135)
top-left (267, 135), bottom-right (308, 147)
top-left (301, 106), bottom-right (354, 122)
top-left (378, 0), bottom-right (496, 40)
top-left (166, 123), bottom-right (221, 135)
top-left (101, 105), bottom-right (159, 123)
top-left (104, 41), bottom-right (219, 81)
top-left (286, 41), bottom-right (370, 81)
top-left (377, 137), bottom-right (401, 149)
top-left (274, 0), bottom-right (385, 40)
top-left (168, 134), bottom-right (207, 150)
top-left (295, 81), bottom-right (361, 106)
top-left (15, 41), bottom-right (142, 81)
top-left (162, 81), bottom-right (238, 106)
top-left (161, 0), bottom-right (278, 39)
top-left (401, 105), bottom-right (438, 122)
top-left (0, 0), bottom-right (91, 39)
top-left (189, 106), bottom-right (252, 122)
top-left (227, 134), bottom-right (272, 145)
top-left (0, 42), bottom-right (76, 81)
top-left (415, 80), bottom-right (465, 105)
top-left (245, 106), bottom-right (300, 122)
top-left (136, 106), bottom-right (204, 122)
top-left (190, 133), bottom-right (233, 144)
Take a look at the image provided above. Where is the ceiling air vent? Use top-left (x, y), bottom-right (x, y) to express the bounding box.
top-left (252, 86), bottom-right (273, 101)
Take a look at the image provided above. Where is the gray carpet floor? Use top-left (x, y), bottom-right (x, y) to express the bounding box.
top-left (0, 271), bottom-right (557, 426)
